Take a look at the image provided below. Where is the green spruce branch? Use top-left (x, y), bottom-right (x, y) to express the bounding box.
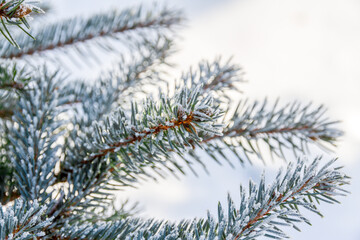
top-left (0, 3), bottom-right (350, 239)
top-left (0, 0), bottom-right (44, 48)
top-left (0, 5), bottom-right (181, 60)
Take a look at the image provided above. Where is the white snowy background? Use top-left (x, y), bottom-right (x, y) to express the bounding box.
top-left (47, 0), bottom-right (360, 239)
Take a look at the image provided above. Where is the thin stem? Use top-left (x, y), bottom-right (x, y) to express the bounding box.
top-left (202, 125), bottom-right (321, 144)
top-left (84, 112), bottom-right (195, 162)
top-left (6, 17), bottom-right (178, 59)
top-left (0, 81), bottom-right (24, 90)
top-left (234, 178), bottom-right (313, 239)
top-left (0, 122), bottom-right (323, 204)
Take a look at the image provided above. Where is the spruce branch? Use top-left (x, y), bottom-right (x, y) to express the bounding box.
top-left (7, 68), bottom-right (70, 203)
top-left (232, 157), bottom-right (349, 239)
top-left (3, 60), bottom-right (342, 211)
top-left (75, 83), bottom-right (222, 185)
top-left (80, 58), bottom-right (242, 179)
top-left (0, 62), bottom-right (31, 204)
top-left (0, 198), bottom-right (53, 239)
top-left (186, 99), bottom-right (343, 167)
top-left (43, 83), bottom-right (222, 229)
top-left (0, 2), bottom-right (349, 239)
top-left (33, 36), bottom-right (177, 217)
top-left (61, 60), bottom-right (339, 192)
top-left (60, 35), bottom-right (175, 171)
top-left (55, 157), bottom-right (349, 239)
top-left (91, 86), bottom-right (222, 161)
top-left (0, 61), bottom-right (29, 91)
top-left (177, 57), bottom-right (245, 102)
top-left (0, 0), bottom-right (44, 48)
top-left (0, 5), bottom-right (182, 61)
top-left (96, 35), bottom-right (175, 105)
top-left (0, 62), bottom-right (30, 120)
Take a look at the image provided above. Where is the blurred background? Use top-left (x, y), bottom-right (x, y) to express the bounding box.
top-left (47, 0), bottom-right (360, 239)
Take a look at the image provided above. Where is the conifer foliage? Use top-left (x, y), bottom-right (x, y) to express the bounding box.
top-left (0, 2), bottom-right (349, 239)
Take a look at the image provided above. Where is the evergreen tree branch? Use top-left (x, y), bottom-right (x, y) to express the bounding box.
top-left (4, 61), bottom-right (340, 207)
top-left (232, 157), bottom-right (349, 239)
top-left (0, 36), bottom-right (176, 205)
top-left (0, 61), bottom-right (29, 90)
top-left (41, 83), bottom-right (222, 231)
top-left (0, 198), bottom-right (53, 239)
top-left (0, 62), bottom-right (31, 204)
top-left (0, 61), bottom-right (30, 120)
top-left (184, 99), bottom-right (342, 168)
top-left (90, 89), bottom-right (222, 162)
top-left (7, 68), bottom-right (70, 203)
top-left (0, 5), bottom-right (182, 60)
top-left (177, 57), bottom-right (245, 102)
top-left (0, 0), bottom-right (44, 48)
top-left (42, 58), bottom-right (243, 226)
top-left (61, 58), bottom-right (243, 181)
top-left (56, 157), bottom-right (349, 239)
top-left (59, 35), bottom-right (176, 175)
top-left (87, 82), bottom-right (222, 178)
top-left (0, 2), bottom-right (349, 238)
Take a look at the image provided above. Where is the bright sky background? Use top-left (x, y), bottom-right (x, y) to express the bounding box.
top-left (48, 0), bottom-right (360, 239)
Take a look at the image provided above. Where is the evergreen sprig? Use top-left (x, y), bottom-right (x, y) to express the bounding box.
top-left (0, 62), bottom-right (30, 119)
top-left (0, 63), bottom-right (28, 91)
top-left (0, 199), bottom-right (53, 239)
top-left (59, 58), bottom-right (245, 189)
top-left (58, 35), bottom-right (176, 181)
top-left (8, 68), bottom-right (69, 203)
top-left (0, 0), bottom-right (44, 48)
top-left (177, 57), bottom-right (245, 103)
top-left (0, 5), bottom-right (181, 61)
top-left (0, 2), bottom-right (350, 239)
top-left (185, 99), bottom-right (343, 168)
top-left (0, 62), bottom-right (31, 205)
top-left (57, 83), bottom-right (223, 208)
top-left (54, 158), bottom-right (349, 239)
top-left (91, 83), bottom-right (222, 166)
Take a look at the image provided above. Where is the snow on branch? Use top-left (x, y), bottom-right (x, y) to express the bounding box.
top-left (7, 68), bottom-right (70, 202)
top-left (60, 35), bottom-right (175, 165)
top-left (178, 57), bottom-right (245, 101)
top-left (0, 62), bottom-right (30, 119)
top-left (0, 0), bottom-right (44, 48)
top-left (187, 99), bottom-right (343, 167)
top-left (231, 157), bottom-right (349, 239)
top-left (89, 83), bottom-right (223, 172)
top-left (0, 198), bottom-right (53, 239)
top-left (0, 61), bottom-right (30, 90)
top-left (102, 35), bottom-right (175, 100)
top-left (56, 157), bottom-right (349, 239)
top-left (41, 83), bottom-right (222, 230)
top-left (0, 5), bottom-right (182, 60)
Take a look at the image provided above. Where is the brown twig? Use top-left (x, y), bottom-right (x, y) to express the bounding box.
top-left (234, 178), bottom-right (313, 239)
top-left (0, 122), bottom-right (321, 204)
top-left (0, 81), bottom-right (24, 90)
top-left (202, 125), bottom-right (320, 144)
top-left (0, 109), bottom-right (14, 118)
top-left (5, 18), bottom-right (178, 59)
top-left (83, 112), bottom-right (195, 163)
